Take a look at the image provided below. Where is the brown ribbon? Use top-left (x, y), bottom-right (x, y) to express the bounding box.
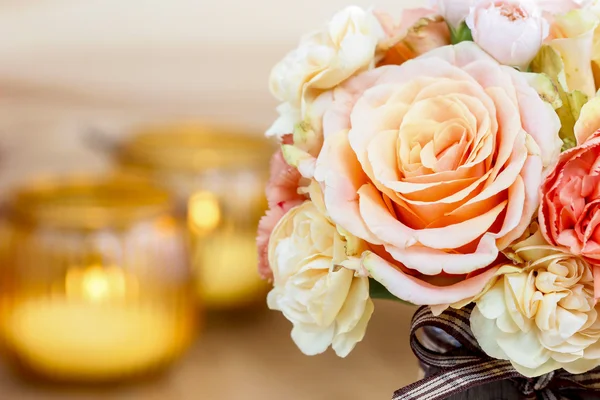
top-left (393, 306), bottom-right (600, 400)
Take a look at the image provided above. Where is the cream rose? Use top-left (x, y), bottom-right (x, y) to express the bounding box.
top-left (267, 201), bottom-right (374, 357)
top-left (547, 9), bottom-right (599, 99)
top-left (267, 6), bottom-right (385, 138)
top-left (313, 42), bottom-right (562, 306)
top-left (471, 227), bottom-right (600, 377)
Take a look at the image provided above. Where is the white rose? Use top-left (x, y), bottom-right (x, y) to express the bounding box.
top-left (267, 6), bottom-right (385, 138)
top-left (471, 227), bottom-right (600, 377)
top-left (267, 201), bottom-right (374, 357)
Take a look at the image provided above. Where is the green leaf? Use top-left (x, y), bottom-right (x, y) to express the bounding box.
top-left (530, 45), bottom-right (588, 151)
top-left (520, 72), bottom-right (562, 110)
top-left (450, 22), bottom-right (473, 45)
top-left (369, 278), bottom-right (413, 305)
top-left (558, 90), bottom-right (587, 151)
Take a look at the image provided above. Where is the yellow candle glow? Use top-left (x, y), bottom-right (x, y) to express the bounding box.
top-left (2, 267), bottom-right (192, 380)
top-left (188, 192), bottom-right (269, 308)
top-left (193, 231), bottom-right (269, 308)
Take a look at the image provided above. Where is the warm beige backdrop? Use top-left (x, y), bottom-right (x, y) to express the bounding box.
top-left (0, 0), bottom-right (425, 124)
top-left (0, 0), bottom-right (425, 191)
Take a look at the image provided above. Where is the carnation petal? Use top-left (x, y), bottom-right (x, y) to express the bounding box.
top-left (476, 281), bottom-right (506, 320)
top-left (471, 306), bottom-right (510, 361)
top-left (563, 357), bottom-right (600, 375)
top-left (497, 328), bottom-right (551, 370)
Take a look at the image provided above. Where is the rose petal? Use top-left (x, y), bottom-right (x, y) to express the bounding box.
top-left (363, 251), bottom-right (499, 305)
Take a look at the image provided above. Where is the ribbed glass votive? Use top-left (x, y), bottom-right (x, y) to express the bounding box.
top-left (0, 176), bottom-right (197, 382)
top-left (113, 123), bottom-right (272, 309)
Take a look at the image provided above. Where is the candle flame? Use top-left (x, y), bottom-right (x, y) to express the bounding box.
top-left (66, 266), bottom-right (133, 303)
top-left (188, 191), bottom-right (221, 234)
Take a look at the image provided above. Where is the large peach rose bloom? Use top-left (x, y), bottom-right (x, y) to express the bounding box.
top-left (314, 42), bottom-right (562, 305)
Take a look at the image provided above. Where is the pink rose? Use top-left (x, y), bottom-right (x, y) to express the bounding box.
top-left (314, 42), bottom-right (561, 305)
top-left (257, 145), bottom-right (304, 279)
top-left (466, 0), bottom-right (549, 69)
top-left (540, 130), bottom-right (600, 262)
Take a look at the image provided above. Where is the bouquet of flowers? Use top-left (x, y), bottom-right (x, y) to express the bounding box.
top-left (257, 1), bottom-right (600, 398)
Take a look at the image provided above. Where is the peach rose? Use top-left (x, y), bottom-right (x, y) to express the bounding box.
top-left (257, 146), bottom-right (304, 279)
top-left (540, 130), bottom-right (600, 262)
top-left (314, 42), bottom-right (562, 306)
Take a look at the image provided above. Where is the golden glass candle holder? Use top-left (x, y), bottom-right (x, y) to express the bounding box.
top-left (113, 123), bottom-right (272, 309)
top-left (0, 176), bottom-right (197, 382)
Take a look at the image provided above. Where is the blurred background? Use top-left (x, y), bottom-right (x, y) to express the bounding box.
top-left (0, 0), bottom-right (423, 398)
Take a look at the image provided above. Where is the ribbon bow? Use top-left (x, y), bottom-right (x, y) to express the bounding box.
top-left (393, 306), bottom-right (600, 400)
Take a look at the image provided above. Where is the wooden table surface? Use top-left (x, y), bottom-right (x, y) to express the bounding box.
top-left (0, 301), bottom-right (419, 400)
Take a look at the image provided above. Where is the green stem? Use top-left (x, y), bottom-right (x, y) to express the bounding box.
top-left (450, 22), bottom-right (473, 45)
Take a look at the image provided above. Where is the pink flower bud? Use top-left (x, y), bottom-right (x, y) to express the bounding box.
top-left (467, 0), bottom-right (549, 69)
